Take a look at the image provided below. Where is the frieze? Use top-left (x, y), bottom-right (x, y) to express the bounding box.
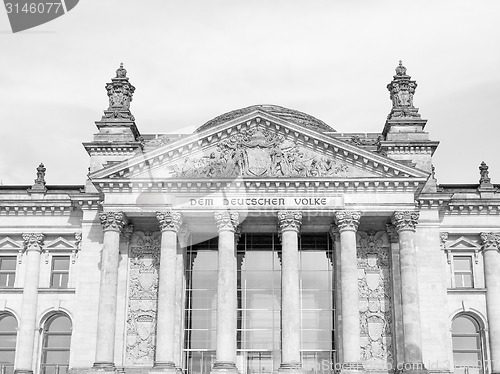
top-left (126, 231), bottom-right (160, 365)
top-left (171, 127), bottom-right (349, 178)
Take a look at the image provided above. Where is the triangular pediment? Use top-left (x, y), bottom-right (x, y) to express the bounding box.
top-left (446, 236), bottom-right (481, 250)
top-left (0, 237), bottom-right (22, 251)
top-left (45, 237), bottom-right (77, 251)
top-left (90, 110), bottom-right (428, 184)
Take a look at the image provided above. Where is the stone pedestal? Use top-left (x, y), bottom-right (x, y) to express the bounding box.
top-left (277, 211), bottom-right (303, 374)
top-left (211, 211), bottom-right (239, 374)
top-left (481, 233), bottom-right (500, 374)
top-left (93, 212), bottom-right (127, 371)
top-left (152, 211), bottom-right (183, 374)
top-left (392, 211), bottom-right (427, 374)
top-left (334, 211), bottom-right (363, 374)
top-left (14, 234), bottom-right (44, 374)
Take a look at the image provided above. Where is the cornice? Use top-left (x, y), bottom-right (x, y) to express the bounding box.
top-left (92, 177), bottom-right (425, 194)
top-left (380, 141), bottom-right (440, 156)
top-left (0, 194), bottom-right (102, 215)
top-left (83, 141), bottom-right (141, 156)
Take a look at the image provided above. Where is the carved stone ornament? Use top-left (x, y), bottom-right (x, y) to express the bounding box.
top-left (126, 231), bottom-right (161, 365)
top-left (121, 225), bottom-right (134, 242)
top-left (334, 210), bottom-right (361, 232)
top-left (440, 232), bottom-right (451, 263)
top-left (72, 232), bottom-right (82, 264)
top-left (22, 233), bottom-right (44, 252)
top-left (391, 211), bottom-right (419, 232)
top-left (34, 163), bottom-right (46, 186)
top-left (100, 212), bottom-right (127, 232)
top-left (214, 211), bottom-right (239, 232)
top-left (171, 126), bottom-right (349, 179)
top-left (386, 61), bottom-right (421, 120)
top-left (385, 224), bottom-right (399, 243)
top-left (479, 161), bottom-right (491, 185)
top-left (102, 63), bottom-right (135, 121)
top-left (277, 211), bottom-right (302, 233)
top-left (156, 211), bottom-right (182, 233)
top-left (480, 232), bottom-right (500, 250)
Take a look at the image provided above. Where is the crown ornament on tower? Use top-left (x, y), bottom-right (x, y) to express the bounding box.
top-left (102, 63), bottom-right (136, 121)
top-left (387, 61), bottom-right (421, 120)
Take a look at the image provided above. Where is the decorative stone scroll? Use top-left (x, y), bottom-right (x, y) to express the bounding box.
top-left (156, 211), bottom-right (182, 232)
top-left (100, 212), bottom-right (127, 232)
top-left (391, 211), bottom-right (419, 232)
top-left (334, 210), bottom-right (361, 232)
top-left (357, 230), bottom-right (394, 367)
top-left (481, 232), bottom-right (500, 250)
top-left (277, 210), bottom-right (302, 233)
top-left (126, 231), bottom-right (161, 365)
top-left (171, 126), bottom-right (349, 178)
top-left (22, 233), bottom-right (44, 252)
top-left (385, 224), bottom-right (399, 243)
top-left (214, 211), bottom-right (239, 232)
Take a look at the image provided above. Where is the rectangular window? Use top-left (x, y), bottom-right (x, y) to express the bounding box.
top-left (454, 256), bottom-right (474, 288)
top-left (50, 257), bottom-right (70, 289)
top-left (0, 257), bottom-right (16, 288)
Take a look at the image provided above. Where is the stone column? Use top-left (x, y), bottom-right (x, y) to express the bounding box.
top-left (333, 211), bottom-right (362, 372)
top-left (481, 232), bottom-right (500, 374)
top-left (14, 233), bottom-right (44, 374)
top-left (391, 211), bottom-right (426, 373)
top-left (93, 212), bottom-right (127, 370)
top-left (153, 211), bottom-right (183, 373)
top-left (277, 211), bottom-right (303, 373)
top-left (211, 211), bottom-right (239, 374)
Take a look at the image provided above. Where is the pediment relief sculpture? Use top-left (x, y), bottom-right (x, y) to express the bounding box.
top-left (171, 127), bottom-right (349, 178)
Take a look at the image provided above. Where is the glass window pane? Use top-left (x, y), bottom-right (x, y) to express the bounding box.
top-left (243, 271), bottom-right (273, 289)
top-left (191, 271), bottom-right (217, 289)
top-left (453, 317), bottom-right (478, 334)
top-left (192, 252), bottom-right (217, 271)
top-left (461, 275), bottom-right (473, 288)
top-left (241, 252), bottom-right (273, 270)
top-left (301, 290), bottom-right (332, 309)
top-left (52, 258), bottom-right (70, 271)
top-left (301, 310), bottom-right (332, 330)
top-left (301, 271), bottom-right (330, 289)
top-left (0, 316), bottom-right (17, 332)
top-left (0, 350), bottom-right (15, 364)
top-left (453, 352), bottom-right (481, 366)
top-left (300, 251), bottom-right (330, 270)
top-left (44, 335), bottom-right (72, 347)
top-left (0, 258), bottom-right (16, 271)
top-left (0, 335), bottom-right (17, 348)
top-left (43, 350), bottom-right (70, 364)
top-left (189, 290), bottom-right (217, 309)
top-left (46, 316), bottom-right (72, 332)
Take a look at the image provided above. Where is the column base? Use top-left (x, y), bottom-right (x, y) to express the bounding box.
top-left (14, 370), bottom-right (34, 374)
top-left (92, 362), bottom-right (116, 371)
top-left (398, 363), bottom-right (427, 374)
top-left (210, 361), bottom-right (238, 374)
top-left (150, 362), bottom-right (177, 374)
top-left (339, 362), bottom-right (364, 374)
top-left (278, 362), bottom-right (304, 374)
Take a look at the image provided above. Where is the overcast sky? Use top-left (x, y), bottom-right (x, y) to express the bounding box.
top-left (1, 1), bottom-right (499, 185)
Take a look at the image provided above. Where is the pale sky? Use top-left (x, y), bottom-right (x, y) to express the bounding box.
top-left (1, 1), bottom-right (499, 185)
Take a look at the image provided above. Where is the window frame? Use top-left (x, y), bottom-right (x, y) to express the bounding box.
top-left (40, 313), bottom-right (72, 374)
top-left (0, 257), bottom-right (17, 288)
top-left (0, 312), bottom-right (18, 373)
top-left (49, 256), bottom-right (71, 289)
top-left (451, 314), bottom-right (486, 374)
top-left (452, 255), bottom-right (475, 289)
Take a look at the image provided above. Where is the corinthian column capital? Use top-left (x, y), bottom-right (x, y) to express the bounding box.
top-left (277, 211), bottom-right (302, 233)
top-left (157, 211), bottom-right (183, 233)
top-left (481, 232), bottom-right (500, 251)
top-left (333, 210), bottom-right (361, 232)
top-left (391, 211), bottom-right (419, 232)
top-left (214, 211), bottom-right (239, 232)
top-left (99, 212), bottom-right (127, 232)
top-left (22, 233), bottom-right (44, 252)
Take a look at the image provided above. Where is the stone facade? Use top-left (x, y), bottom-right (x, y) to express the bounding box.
top-left (0, 63), bottom-right (499, 374)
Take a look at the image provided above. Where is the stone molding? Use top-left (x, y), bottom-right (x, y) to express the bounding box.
top-left (121, 225), bottom-right (135, 242)
top-left (277, 211), bottom-right (302, 233)
top-left (100, 212), bottom-right (127, 232)
top-left (22, 233), bottom-right (44, 252)
top-left (481, 232), bottom-right (500, 251)
top-left (385, 224), bottom-right (399, 243)
top-left (333, 210), bottom-right (361, 232)
top-left (156, 211), bottom-right (183, 233)
top-left (391, 211), bottom-right (419, 232)
top-left (214, 211), bottom-right (239, 232)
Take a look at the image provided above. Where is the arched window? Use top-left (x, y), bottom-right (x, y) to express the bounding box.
top-left (41, 314), bottom-right (72, 374)
top-left (0, 313), bottom-right (17, 374)
top-left (452, 315), bottom-right (484, 374)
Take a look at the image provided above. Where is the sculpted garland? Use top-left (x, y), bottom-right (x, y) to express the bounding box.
top-left (171, 127), bottom-right (349, 178)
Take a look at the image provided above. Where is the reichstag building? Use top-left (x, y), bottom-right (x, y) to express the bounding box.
top-left (0, 62), bottom-right (499, 374)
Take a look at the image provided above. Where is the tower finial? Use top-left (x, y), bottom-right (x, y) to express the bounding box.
top-left (102, 63), bottom-right (136, 121)
top-left (30, 163), bottom-right (47, 193)
top-left (479, 161), bottom-right (491, 185)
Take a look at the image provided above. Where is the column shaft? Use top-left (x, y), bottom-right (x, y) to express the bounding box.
top-left (481, 233), bottom-right (500, 373)
top-left (392, 211), bottom-right (425, 371)
top-left (14, 234), bottom-right (44, 374)
top-left (94, 212), bottom-right (126, 369)
top-left (334, 211), bottom-right (361, 370)
top-left (212, 211), bottom-right (239, 374)
top-left (154, 211), bottom-right (182, 372)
